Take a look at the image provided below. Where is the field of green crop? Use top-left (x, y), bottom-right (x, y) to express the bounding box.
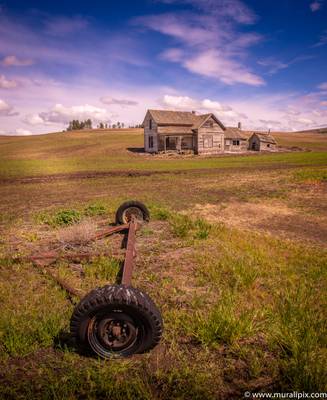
top-left (0, 128), bottom-right (326, 399)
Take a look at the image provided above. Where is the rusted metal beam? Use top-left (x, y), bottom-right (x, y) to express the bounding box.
top-left (32, 260), bottom-right (85, 299)
top-left (93, 224), bottom-right (129, 240)
top-left (121, 219), bottom-right (137, 286)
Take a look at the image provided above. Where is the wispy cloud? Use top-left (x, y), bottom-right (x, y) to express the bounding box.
top-left (257, 55), bottom-right (314, 75)
top-left (0, 98), bottom-right (18, 116)
top-left (1, 55), bottom-right (34, 67)
top-left (310, 0), bottom-right (323, 12)
top-left (100, 97), bottom-right (138, 106)
top-left (159, 0), bottom-right (257, 24)
top-left (0, 74), bottom-right (19, 89)
top-left (44, 15), bottom-right (90, 36)
top-left (313, 30), bottom-right (327, 47)
top-left (135, 1), bottom-right (264, 86)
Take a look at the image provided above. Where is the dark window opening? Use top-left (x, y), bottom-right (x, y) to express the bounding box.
top-left (148, 136), bottom-right (154, 148)
top-left (149, 119), bottom-right (152, 130)
top-left (267, 143), bottom-right (270, 148)
top-left (232, 140), bottom-right (240, 146)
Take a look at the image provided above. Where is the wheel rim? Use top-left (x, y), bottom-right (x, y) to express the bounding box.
top-left (87, 312), bottom-right (140, 357)
top-left (122, 207), bottom-right (144, 223)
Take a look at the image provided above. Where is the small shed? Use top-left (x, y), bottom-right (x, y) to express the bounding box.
top-left (224, 127), bottom-right (248, 152)
top-left (248, 132), bottom-right (277, 151)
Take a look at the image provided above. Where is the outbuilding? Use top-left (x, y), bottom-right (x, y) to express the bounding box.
top-left (248, 132), bottom-right (277, 151)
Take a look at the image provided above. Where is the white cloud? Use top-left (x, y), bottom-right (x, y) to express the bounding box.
top-left (161, 94), bottom-right (246, 125)
top-left (23, 113), bottom-right (46, 126)
top-left (0, 99), bottom-right (18, 116)
top-left (0, 74), bottom-right (18, 89)
top-left (201, 99), bottom-right (232, 111)
top-left (184, 50), bottom-right (265, 86)
top-left (100, 97), bottom-right (138, 106)
top-left (1, 55), bottom-right (34, 67)
top-left (15, 128), bottom-right (33, 136)
top-left (160, 91), bottom-right (327, 131)
top-left (39, 103), bottom-right (110, 124)
top-left (321, 101), bottom-right (327, 106)
top-left (310, 1), bottom-right (322, 11)
top-left (162, 94), bottom-right (199, 109)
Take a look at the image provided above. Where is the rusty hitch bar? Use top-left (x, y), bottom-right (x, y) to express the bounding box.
top-left (121, 218), bottom-right (138, 286)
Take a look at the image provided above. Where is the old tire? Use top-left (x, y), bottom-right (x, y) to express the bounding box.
top-left (70, 285), bottom-right (163, 359)
top-left (115, 200), bottom-right (150, 225)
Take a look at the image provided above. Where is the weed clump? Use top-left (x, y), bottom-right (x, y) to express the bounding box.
top-left (84, 202), bottom-right (107, 216)
top-left (36, 209), bottom-right (81, 227)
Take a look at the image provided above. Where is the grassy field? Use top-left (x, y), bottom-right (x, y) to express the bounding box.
top-left (0, 128), bottom-right (326, 399)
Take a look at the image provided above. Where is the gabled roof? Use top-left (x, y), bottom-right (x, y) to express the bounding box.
top-left (251, 132), bottom-right (277, 144)
top-left (147, 110), bottom-right (198, 126)
top-left (225, 127), bottom-right (247, 140)
top-left (144, 109), bottom-right (226, 131)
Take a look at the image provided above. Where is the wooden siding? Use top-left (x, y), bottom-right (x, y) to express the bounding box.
top-left (143, 111), bottom-right (158, 152)
top-left (224, 138), bottom-right (248, 152)
top-left (197, 117), bottom-right (224, 154)
top-left (248, 134), bottom-right (277, 151)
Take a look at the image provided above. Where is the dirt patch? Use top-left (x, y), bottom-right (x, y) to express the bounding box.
top-left (190, 201), bottom-right (327, 245)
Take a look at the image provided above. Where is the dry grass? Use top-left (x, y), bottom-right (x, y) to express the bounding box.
top-left (56, 219), bottom-right (98, 247)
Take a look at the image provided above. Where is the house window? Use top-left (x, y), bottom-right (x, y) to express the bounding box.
top-left (149, 119), bottom-right (152, 130)
top-left (225, 140), bottom-right (231, 145)
top-left (267, 143), bottom-right (270, 148)
top-left (232, 140), bottom-right (240, 146)
top-left (203, 135), bottom-right (213, 148)
top-left (148, 135), bottom-right (154, 148)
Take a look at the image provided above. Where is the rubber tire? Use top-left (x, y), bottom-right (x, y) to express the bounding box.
top-left (70, 285), bottom-right (163, 359)
top-left (115, 200), bottom-right (150, 225)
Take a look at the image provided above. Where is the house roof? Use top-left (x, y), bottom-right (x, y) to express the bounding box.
top-left (225, 127), bottom-right (247, 140)
top-left (251, 132), bottom-right (277, 144)
top-left (145, 109), bottom-right (226, 131)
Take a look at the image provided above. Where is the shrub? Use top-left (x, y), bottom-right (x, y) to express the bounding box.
top-left (84, 203), bottom-right (107, 217)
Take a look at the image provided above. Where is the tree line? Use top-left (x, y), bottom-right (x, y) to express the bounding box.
top-left (66, 120), bottom-right (142, 131)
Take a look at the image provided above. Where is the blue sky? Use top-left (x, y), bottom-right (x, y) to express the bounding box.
top-left (0, 0), bottom-right (326, 135)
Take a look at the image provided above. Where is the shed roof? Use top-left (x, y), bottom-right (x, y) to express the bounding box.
top-left (225, 127), bottom-right (247, 140)
top-left (145, 109), bottom-right (225, 131)
top-left (252, 132), bottom-right (277, 144)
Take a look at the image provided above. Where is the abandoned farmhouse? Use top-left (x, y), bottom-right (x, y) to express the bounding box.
top-left (143, 109), bottom-right (277, 154)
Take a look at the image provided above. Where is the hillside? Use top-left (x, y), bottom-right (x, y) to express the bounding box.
top-left (1, 128), bottom-right (327, 179)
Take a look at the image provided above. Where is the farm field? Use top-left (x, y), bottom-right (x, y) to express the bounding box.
top-left (0, 128), bottom-right (326, 399)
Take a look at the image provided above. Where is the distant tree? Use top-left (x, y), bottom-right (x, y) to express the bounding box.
top-left (105, 123), bottom-right (108, 129)
top-left (121, 122), bottom-right (125, 128)
top-left (112, 124), bottom-right (116, 129)
top-left (67, 119), bottom-right (93, 131)
top-left (99, 122), bottom-right (104, 129)
top-left (117, 121), bottom-right (121, 129)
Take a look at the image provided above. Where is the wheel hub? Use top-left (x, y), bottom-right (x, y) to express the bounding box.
top-left (88, 313), bottom-right (139, 354)
top-left (122, 207), bottom-right (143, 223)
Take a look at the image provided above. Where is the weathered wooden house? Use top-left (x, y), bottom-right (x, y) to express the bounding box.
top-left (143, 109), bottom-right (225, 154)
top-left (248, 132), bottom-right (277, 151)
top-left (224, 127), bottom-right (248, 152)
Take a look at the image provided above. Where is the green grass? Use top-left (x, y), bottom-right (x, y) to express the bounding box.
top-left (0, 129), bottom-right (326, 178)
